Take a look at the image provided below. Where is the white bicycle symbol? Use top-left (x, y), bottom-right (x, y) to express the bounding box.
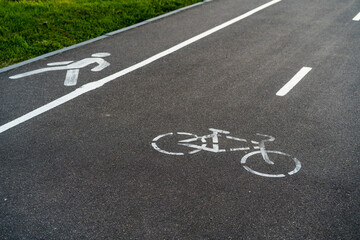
top-left (151, 128), bottom-right (301, 178)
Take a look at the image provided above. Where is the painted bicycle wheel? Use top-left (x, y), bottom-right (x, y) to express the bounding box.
top-left (241, 151), bottom-right (301, 177)
top-left (151, 132), bottom-right (206, 155)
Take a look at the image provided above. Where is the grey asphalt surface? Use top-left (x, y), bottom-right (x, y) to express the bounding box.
top-left (1, 0), bottom-right (359, 239)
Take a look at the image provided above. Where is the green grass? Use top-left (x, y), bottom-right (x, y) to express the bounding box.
top-left (0, 0), bottom-right (203, 68)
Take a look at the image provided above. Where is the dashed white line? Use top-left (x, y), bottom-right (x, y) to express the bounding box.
top-left (0, 0), bottom-right (282, 134)
top-left (353, 12), bottom-right (360, 21)
top-left (276, 67), bottom-right (312, 96)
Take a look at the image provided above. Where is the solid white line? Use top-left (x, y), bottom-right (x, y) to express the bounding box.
top-left (353, 12), bottom-right (360, 21)
top-left (47, 61), bottom-right (74, 66)
top-left (0, 0), bottom-right (282, 134)
top-left (276, 67), bottom-right (312, 96)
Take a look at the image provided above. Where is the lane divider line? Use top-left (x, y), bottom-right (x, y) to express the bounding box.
top-left (0, 0), bottom-right (282, 134)
top-left (353, 12), bottom-right (360, 21)
top-left (276, 67), bottom-right (312, 96)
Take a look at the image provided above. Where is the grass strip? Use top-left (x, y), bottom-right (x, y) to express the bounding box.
top-left (0, 0), bottom-right (203, 68)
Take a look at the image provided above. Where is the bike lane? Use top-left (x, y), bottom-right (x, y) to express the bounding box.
top-left (0, 0), bottom-right (269, 130)
top-left (1, 0), bottom-right (359, 239)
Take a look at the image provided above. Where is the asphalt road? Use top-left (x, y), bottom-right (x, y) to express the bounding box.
top-left (1, 0), bottom-right (359, 239)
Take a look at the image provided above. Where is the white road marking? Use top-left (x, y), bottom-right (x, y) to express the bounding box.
top-left (226, 136), bottom-right (247, 142)
top-left (241, 150), bottom-right (301, 178)
top-left (91, 53), bottom-right (111, 58)
top-left (288, 157), bottom-right (301, 175)
top-left (226, 136), bottom-right (249, 151)
top-left (230, 147), bottom-right (250, 151)
top-left (152, 132), bottom-right (205, 155)
top-left (152, 132), bottom-right (173, 141)
top-left (64, 69), bottom-right (79, 86)
top-left (0, 0), bottom-right (281, 134)
top-left (151, 129), bottom-right (302, 178)
top-left (178, 143), bottom-right (226, 153)
top-left (152, 142), bottom-right (184, 156)
top-left (177, 132), bottom-right (196, 136)
top-left (47, 61), bottom-right (74, 66)
top-left (353, 12), bottom-right (360, 21)
top-left (9, 53), bottom-right (111, 82)
top-left (276, 67), bottom-right (312, 96)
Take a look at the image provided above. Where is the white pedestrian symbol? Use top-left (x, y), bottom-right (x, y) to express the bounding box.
top-left (9, 52), bottom-right (111, 86)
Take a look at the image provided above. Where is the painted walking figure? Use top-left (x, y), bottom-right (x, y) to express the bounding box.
top-left (10, 52), bottom-right (111, 86)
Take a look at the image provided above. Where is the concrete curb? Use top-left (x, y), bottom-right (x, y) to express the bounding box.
top-left (0, 0), bottom-right (211, 73)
